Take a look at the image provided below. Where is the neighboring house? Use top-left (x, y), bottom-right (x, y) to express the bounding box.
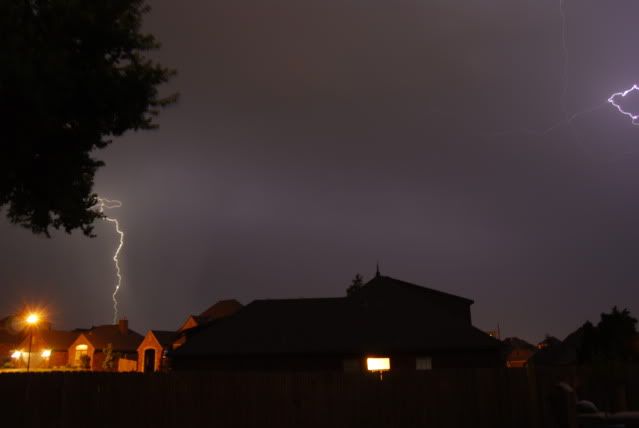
top-left (536, 335), bottom-right (562, 350)
top-left (199, 299), bottom-right (243, 321)
top-left (14, 328), bottom-right (78, 369)
top-left (171, 274), bottom-right (503, 372)
top-left (529, 329), bottom-right (587, 366)
top-left (502, 337), bottom-right (536, 368)
top-left (68, 319), bottom-right (143, 371)
top-left (137, 330), bottom-right (177, 373)
top-left (0, 315), bottom-right (25, 366)
top-left (177, 299), bottom-right (243, 333)
top-left (138, 300), bottom-right (244, 373)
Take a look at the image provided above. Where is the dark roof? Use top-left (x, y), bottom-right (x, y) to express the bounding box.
top-left (353, 275), bottom-right (474, 304)
top-left (200, 300), bottom-right (243, 320)
top-left (529, 328), bottom-right (588, 366)
top-left (81, 325), bottom-right (143, 352)
top-left (41, 330), bottom-right (78, 351)
top-left (0, 330), bottom-right (24, 346)
top-left (0, 315), bottom-right (22, 334)
top-left (502, 337), bottom-right (536, 351)
top-left (0, 316), bottom-right (12, 329)
top-left (192, 315), bottom-right (210, 325)
top-left (173, 295), bottom-right (497, 358)
top-left (150, 330), bottom-right (178, 347)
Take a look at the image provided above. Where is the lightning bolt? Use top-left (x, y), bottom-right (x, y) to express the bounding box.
top-left (96, 197), bottom-right (125, 323)
top-left (608, 85), bottom-right (639, 126)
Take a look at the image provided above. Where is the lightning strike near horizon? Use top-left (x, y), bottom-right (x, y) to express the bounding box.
top-left (608, 85), bottom-right (639, 126)
top-left (96, 197), bottom-right (125, 324)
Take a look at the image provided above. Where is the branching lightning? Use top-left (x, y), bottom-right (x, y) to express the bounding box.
top-left (558, 0), bottom-right (639, 129)
top-left (96, 197), bottom-right (125, 323)
top-left (608, 85), bottom-right (639, 126)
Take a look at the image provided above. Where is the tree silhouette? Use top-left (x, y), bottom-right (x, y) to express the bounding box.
top-left (102, 343), bottom-right (121, 371)
top-left (0, 0), bottom-right (176, 236)
top-left (346, 273), bottom-right (364, 296)
top-left (579, 306), bottom-right (638, 363)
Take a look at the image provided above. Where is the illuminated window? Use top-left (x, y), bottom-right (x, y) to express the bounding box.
top-left (366, 357), bottom-right (390, 372)
top-left (41, 349), bottom-right (52, 358)
top-left (74, 344), bottom-right (88, 364)
top-left (11, 350), bottom-right (21, 360)
top-left (416, 357), bottom-right (432, 370)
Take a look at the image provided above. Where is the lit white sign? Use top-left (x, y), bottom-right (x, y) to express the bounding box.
top-left (366, 357), bottom-right (390, 371)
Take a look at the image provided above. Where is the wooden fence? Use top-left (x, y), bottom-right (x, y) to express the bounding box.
top-left (0, 366), bottom-right (637, 428)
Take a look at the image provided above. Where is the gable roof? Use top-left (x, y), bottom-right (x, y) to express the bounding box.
top-left (353, 275), bottom-right (474, 304)
top-left (502, 337), bottom-right (536, 351)
top-left (0, 330), bottom-right (24, 346)
top-left (200, 300), bottom-right (243, 320)
top-left (0, 315), bottom-right (22, 335)
top-left (40, 330), bottom-right (78, 351)
top-left (178, 300), bottom-right (244, 333)
top-left (79, 325), bottom-right (143, 352)
top-left (529, 326), bottom-right (590, 366)
top-left (150, 330), bottom-right (178, 347)
top-left (173, 295), bottom-right (497, 358)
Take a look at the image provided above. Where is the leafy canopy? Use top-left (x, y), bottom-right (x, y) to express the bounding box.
top-left (346, 273), bottom-right (364, 296)
top-left (0, 0), bottom-right (176, 236)
top-left (579, 306), bottom-right (638, 363)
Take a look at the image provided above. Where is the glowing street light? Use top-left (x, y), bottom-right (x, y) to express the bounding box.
top-left (26, 313), bottom-right (40, 325)
top-left (24, 312), bottom-right (41, 372)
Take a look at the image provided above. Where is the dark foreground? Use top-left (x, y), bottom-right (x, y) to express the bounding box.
top-left (0, 366), bottom-right (637, 428)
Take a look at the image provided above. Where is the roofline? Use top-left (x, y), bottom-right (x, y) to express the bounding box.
top-left (73, 332), bottom-right (94, 347)
top-left (251, 297), bottom-right (346, 304)
top-left (367, 275), bottom-right (474, 304)
top-left (172, 346), bottom-right (501, 358)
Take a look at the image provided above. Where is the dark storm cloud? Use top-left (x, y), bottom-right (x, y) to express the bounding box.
top-left (3, 0), bottom-right (639, 342)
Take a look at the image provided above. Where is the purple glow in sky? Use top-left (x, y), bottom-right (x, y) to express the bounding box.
top-left (5, 0), bottom-right (639, 344)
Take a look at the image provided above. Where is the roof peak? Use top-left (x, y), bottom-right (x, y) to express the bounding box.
top-left (363, 275), bottom-right (474, 304)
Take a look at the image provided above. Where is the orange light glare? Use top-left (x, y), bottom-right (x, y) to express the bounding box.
top-left (11, 351), bottom-right (21, 359)
top-left (41, 349), bottom-right (51, 358)
top-left (25, 313), bottom-right (40, 325)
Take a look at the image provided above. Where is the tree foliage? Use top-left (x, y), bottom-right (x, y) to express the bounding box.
top-left (0, 0), bottom-right (176, 236)
top-left (346, 273), bottom-right (364, 297)
top-left (102, 343), bottom-right (121, 371)
top-left (578, 306), bottom-right (638, 363)
top-left (78, 354), bottom-right (91, 369)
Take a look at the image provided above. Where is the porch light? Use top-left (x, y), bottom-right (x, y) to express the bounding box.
top-left (41, 349), bottom-right (51, 358)
top-left (11, 350), bottom-right (21, 359)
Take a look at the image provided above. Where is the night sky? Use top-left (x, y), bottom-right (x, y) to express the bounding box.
top-left (3, 0), bottom-right (639, 343)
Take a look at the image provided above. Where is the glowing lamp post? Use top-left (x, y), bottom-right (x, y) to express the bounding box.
top-left (25, 313), bottom-right (40, 372)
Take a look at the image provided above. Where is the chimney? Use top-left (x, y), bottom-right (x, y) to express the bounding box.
top-left (118, 318), bottom-right (128, 335)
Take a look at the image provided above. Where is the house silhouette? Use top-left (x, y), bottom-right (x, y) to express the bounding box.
top-left (171, 274), bottom-right (502, 371)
